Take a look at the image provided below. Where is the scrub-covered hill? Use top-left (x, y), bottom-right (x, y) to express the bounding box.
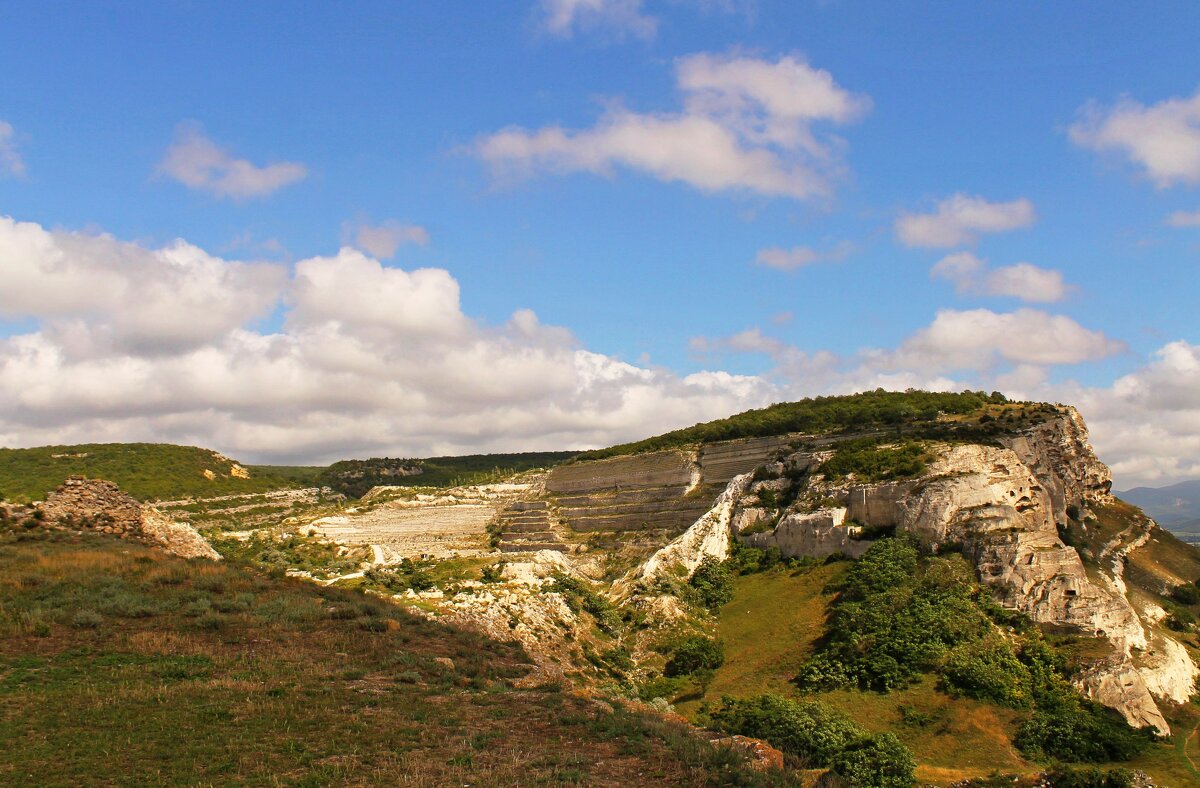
top-left (0, 443), bottom-right (300, 503)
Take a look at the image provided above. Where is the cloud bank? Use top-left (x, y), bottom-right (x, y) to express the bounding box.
top-left (0, 215), bottom-right (1192, 487)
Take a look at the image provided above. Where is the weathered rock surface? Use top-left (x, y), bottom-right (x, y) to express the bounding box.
top-left (639, 472), bottom-right (754, 580)
top-left (741, 507), bottom-right (871, 560)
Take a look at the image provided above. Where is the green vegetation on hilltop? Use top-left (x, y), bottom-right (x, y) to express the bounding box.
top-left (576, 390), bottom-right (1035, 461)
top-left (318, 451), bottom-right (577, 498)
top-left (0, 526), bottom-right (790, 786)
top-left (0, 443), bottom-right (301, 503)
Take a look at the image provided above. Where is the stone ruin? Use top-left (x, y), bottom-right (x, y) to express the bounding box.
top-left (39, 476), bottom-right (144, 535)
top-left (36, 476), bottom-right (221, 560)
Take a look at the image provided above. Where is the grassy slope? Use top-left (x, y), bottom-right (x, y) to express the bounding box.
top-left (0, 443), bottom-right (301, 503)
top-left (0, 528), bottom-right (789, 787)
top-left (676, 564), bottom-right (1198, 786)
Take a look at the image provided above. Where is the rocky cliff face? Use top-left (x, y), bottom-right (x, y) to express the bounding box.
top-left (630, 410), bottom-right (1194, 735)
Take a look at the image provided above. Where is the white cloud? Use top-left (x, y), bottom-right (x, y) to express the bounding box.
top-left (690, 328), bottom-right (787, 356)
top-left (538, 0), bottom-right (657, 39)
top-left (344, 220), bottom-right (430, 259)
top-left (1045, 341), bottom-right (1200, 487)
top-left (1069, 89), bottom-right (1200, 188)
top-left (0, 121), bottom-right (25, 177)
top-left (1166, 209), bottom-right (1200, 227)
top-left (887, 308), bottom-right (1122, 370)
top-left (755, 240), bottom-right (854, 271)
top-left (0, 216), bottom-right (286, 354)
top-left (930, 252), bottom-right (1070, 303)
top-left (895, 193), bottom-right (1036, 248)
top-left (157, 124), bottom-right (307, 199)
top-left (475, 52), bottom-right (869, 199)
top-left (0, 215), bottom-right (774, 462)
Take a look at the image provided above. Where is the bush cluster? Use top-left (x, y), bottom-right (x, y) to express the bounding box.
top-left (710, 694), bottom-right (915, 786)
top-left (664, 634), bottom-right (725, 677)
top-left (547, 572), bottom-right (621, 634)
top-left (819, 439), bottom-right (933, 483)
top-left (796, 538), bottom-right (993, 692)
top-left (795, 538), bottom-right (1153, 764)
top-left (688, 557), bottom-right (734, 610)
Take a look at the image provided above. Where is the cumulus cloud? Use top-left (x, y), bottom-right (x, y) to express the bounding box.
top-left (886, 308), bottom-right (1122, 370)
top-left (0, 121), bottom-right (24, 177)
top-left (344, 220), bottom-right (430, 259)
top-left (930, 252), bottom-right (1070, 303)
top-left (1069, 89), bottom-right (1200, 188)
top-left (475, 52), bottom-right (869, 199)
top-left (755, 240), bottom-right (854, 271)
top-left (157, 124), bottom-right (307, 199)
top-left (538, 0), bottom-right (657, 39)
top-left (1166, 209), bottom-right (1200, 227)
top-left (895, 194), bottom-right (1036, 248)
top-left (0, 215), bottom-right (774, 462)
top-left (0, 216), bottom-right (286, 354)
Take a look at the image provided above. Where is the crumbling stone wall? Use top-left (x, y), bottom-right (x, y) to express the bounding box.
top-left (36, 476), bottom-right (221, 560)
top-left (39, 476), bottom-right (144, 536)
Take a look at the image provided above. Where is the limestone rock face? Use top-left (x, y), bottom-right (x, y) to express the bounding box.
top-left (639, 472), bottom-right (754, 580)
top-left (742, 507), bottom-right (871, 560)
top-left (1077, 656), bottom-right (1170, 733)
top-left (38, 476), bottom-right (221, 561)
top-left (1138, 633), bottom-right (1199, 705)
top-left (884, 445), bottom-right (1145, 649)
top-left (1000, 405), bottom-right (1113, 513)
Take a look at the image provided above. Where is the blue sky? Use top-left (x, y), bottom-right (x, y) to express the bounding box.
top-left (1, 1), bottom-right (1198, 486)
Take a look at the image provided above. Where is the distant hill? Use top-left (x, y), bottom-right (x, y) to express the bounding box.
top-left (0, 444), bottom-right (302, 503)
top-left (318, 451), bottom-right (578, 498)
top-left (1118, 480), bottom-right (1200, 540)
top-left (576, 389), bottom-right (1052, 461)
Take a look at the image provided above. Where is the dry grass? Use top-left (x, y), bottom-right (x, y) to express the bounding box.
top-left (0, 527), bottom-right (790, 786)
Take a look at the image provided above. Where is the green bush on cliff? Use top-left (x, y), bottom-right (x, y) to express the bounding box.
top-left (819, 439), bottom-right (933, 483)
top-left (664, 634), bottom-right (725, 677)
top-left (688, 557), bottom-right (735, 610)
top-left (828, 732), bottom-right (916, 788)
top-left (710, 694), bottom-right (865, 766)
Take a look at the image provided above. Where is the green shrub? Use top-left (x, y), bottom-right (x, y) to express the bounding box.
top-left (688, 557), bottom-right (733, 610)
top-left (829, 732), bottom-right (916, 788)
top-left (663, 635), bottom-right (724, 677)
top-left (547, 573), bottom-right (621, 635)
top-left (70, 609), bottom-right (103, 629)
top-left (796, 539), bottom-right (992, 692)
top-left (820, 439), bottom-right (932, 483)
top-left (1170, 583), bottom-right (1200, 605)
top-left (709, 693), bottom-right (865, 767)
top-left (940, 639), bottom-right (1033, 708)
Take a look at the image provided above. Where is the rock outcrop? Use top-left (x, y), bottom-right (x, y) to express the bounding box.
top-left (625, 409), bottom-right (1192, 734)
top-left (38, 476), bottom-right (221, 561)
